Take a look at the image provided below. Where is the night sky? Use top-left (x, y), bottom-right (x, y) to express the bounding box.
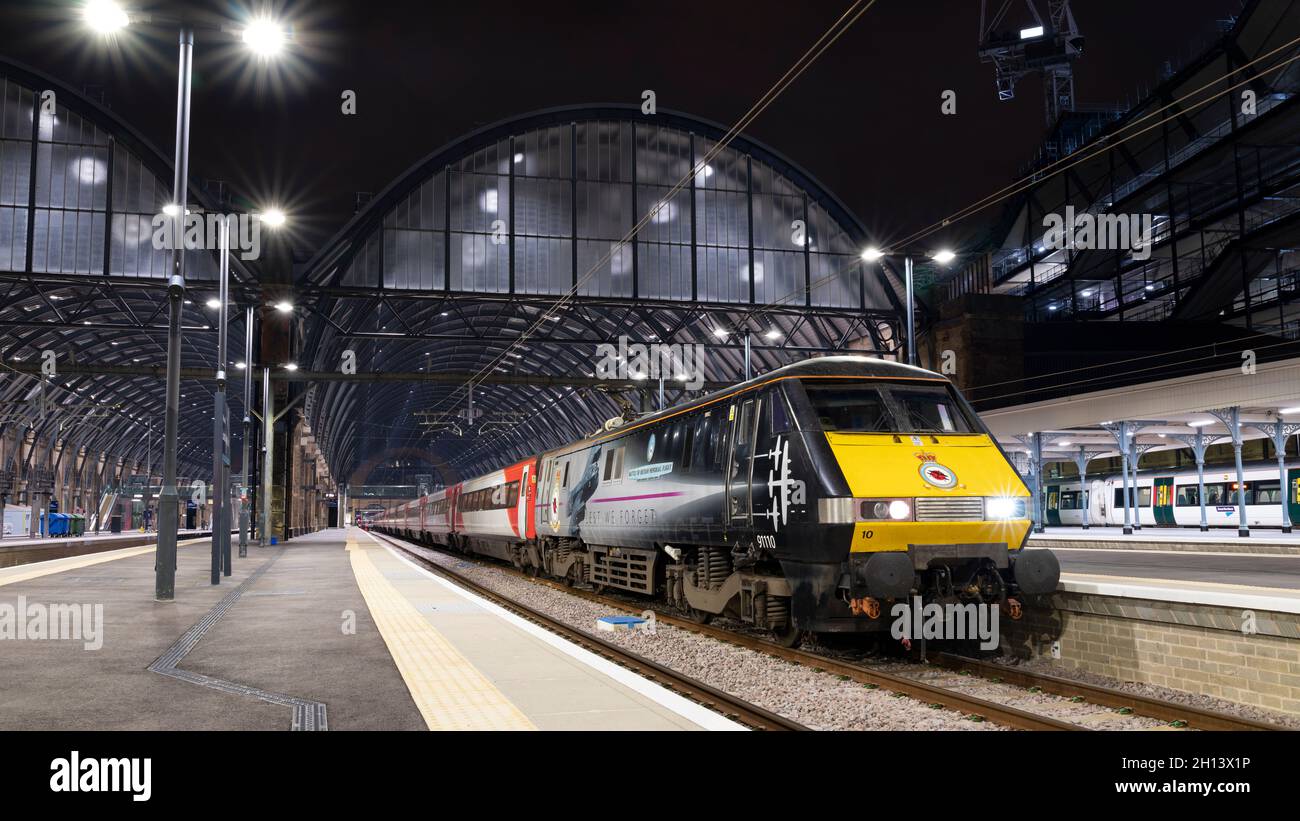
top-left (1, 0), bottom-right (1244, 258)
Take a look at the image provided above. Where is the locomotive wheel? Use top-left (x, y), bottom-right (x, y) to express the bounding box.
top-left (772, 623), bottom-right (804, 649)
top-left (685, 607), bottom-right (714, 625)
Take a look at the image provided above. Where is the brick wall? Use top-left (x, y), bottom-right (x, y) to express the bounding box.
top-left (1005, 592), bottom-right (1300, 716)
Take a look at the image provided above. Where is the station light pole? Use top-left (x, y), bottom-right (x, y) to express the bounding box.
top-left (860, 247), bottom-right (957, 367)
top-left (239, 307), bottom-right (254, 557)
top-left (211, 216), bottom-right (231, 583)
top-left (81, 1), bottom-right (289, 598)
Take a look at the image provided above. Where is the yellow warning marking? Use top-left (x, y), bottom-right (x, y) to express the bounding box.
top-left (347, 538), bottom-right (535, 731)
top-left (0, 537), bottom-right (209, 588)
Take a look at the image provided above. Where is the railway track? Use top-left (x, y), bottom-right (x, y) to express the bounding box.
top-left (926, 652), bottom-right (1283, 731)
top-left (368, 531), bottom-right (806, 731)
top-left (372, 530), bottom-right (1291, 732)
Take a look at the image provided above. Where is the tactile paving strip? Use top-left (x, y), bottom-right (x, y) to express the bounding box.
top-left (148, 548), bottom-right (329, 731)
top-left (348, 540), bottom-right (535, 730)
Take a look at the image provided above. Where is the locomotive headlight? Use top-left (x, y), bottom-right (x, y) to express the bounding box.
top-left (858, 498), bottom-right (913, 521)
top-left (985, 497), bottom-right (1026, 520)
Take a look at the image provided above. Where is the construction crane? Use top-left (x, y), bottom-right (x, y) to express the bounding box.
top-left (978, 0), bottom-right (1085, 127)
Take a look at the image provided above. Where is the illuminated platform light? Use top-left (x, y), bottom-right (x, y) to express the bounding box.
top-left (932, 249), bottom-right (957, 264)
top-left (260, 208), bottom-right (287, 227)
top-left (205, 298), bottom-right (221, 309)
top-left (1020, 25), bottom-right (1044, 39)
top-left (860, 247), bottom-right (884, 262)
top-left (283, 362), bottom-right (299, 371)
top-left (84, 0), bottom-right (129, 33)
top-left (275, 301), bottom-right (294, 313)
top-left (242, 17), bottom-right (287, 57)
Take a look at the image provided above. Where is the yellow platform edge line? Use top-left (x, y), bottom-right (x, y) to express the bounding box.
top-left (0, 536), bottom-right (209, 588)
top-left (347, 538), bottom-right (536, 731)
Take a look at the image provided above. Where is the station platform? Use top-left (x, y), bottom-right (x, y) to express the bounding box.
top-left (0, 527), bottom-right (733, 731)
top-left (1029, 526), bottom-right (1300, 555)
top-left (1022, 529), bottom-right (1300, 614)
top-left (0, 529), bottom-right (220, 568)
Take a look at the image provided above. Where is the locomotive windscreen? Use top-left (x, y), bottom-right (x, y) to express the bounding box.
top-left (802, 380), bottom-right (977, 434)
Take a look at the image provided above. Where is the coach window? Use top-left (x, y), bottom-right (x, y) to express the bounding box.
top-left (603, 447), bottom-right (625, 482)
top-left (738, 400), bottom-right (754, 446)
top-left (1253, 481), bottom-right (1281, 505)
top-left (681, 418), bottom-right (696, 470)
top-left (715, 410), bottom-right (730, 471)
top-left (692, 416), bottom-right (710, 471)
top-left (769, 389), bottom-right (791, 433)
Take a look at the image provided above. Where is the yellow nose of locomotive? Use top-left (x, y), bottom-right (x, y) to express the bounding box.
top-left (822, 432), bottom-right (1033, 554)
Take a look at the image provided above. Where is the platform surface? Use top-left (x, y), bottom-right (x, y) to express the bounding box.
top-left (1023, 531), bottom-right (1300, 613)
top-left (0, 527), bottom-right (729, 731)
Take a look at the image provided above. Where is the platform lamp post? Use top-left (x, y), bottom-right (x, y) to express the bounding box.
top-left (860, 248), bottom-right (957, 367)
top-left (210, 216), bottom-right (231, 584)
top-left (238, 306), bottom-right (254, 557)
top-left (81, 1), bottom-right (291, 598)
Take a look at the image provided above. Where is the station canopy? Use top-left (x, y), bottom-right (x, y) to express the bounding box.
top-left (0, 79), bottom-right (909, 487)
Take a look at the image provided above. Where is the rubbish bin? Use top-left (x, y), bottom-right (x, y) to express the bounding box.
top-left (48, 513), bottom-right (70, 536)
top-left (109, 513), bottom-right (122, 533)
top-left (70, 514), bottom-right (86, 536)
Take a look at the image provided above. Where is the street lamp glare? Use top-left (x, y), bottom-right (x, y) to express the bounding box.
top-left (932, 249), bottom-right (957, 264)
top-left (861, 247), bottom-right (884, 262)
top-left (84, 0), bottom-right (129, 33)
top-left (260, 208), bottom-right (287, 227)
top-left (241, 18), bottom-right (287, 56)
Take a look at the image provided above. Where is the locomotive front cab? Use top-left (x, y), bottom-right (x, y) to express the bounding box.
top-left (786, 372), bottom-right (1059, 630)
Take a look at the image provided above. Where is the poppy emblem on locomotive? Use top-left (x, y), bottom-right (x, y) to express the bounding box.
top-left (549, 487), bottom-right (562, 531)
top-left (918, 461), bottom-right (958, 489)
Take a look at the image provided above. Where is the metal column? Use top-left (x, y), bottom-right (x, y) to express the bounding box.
top-left (239, 305), bottom-right (253, 557)
top-left (155, 28), bottom-right (193, 601)
top-left (260, 366), bottom-right (274, 546)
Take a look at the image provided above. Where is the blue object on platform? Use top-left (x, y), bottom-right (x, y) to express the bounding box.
top-left (597, 615), bottom-right (647, 626)
top-left (48, 512), bottom-right (71, 536)
top-left (270, 536), bottom-right (278, 545)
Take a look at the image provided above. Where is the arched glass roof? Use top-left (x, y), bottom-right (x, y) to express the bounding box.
top-left (0, 59), bottom-right (258, 483)
top-left (298, 106), bottom-right (903, 483)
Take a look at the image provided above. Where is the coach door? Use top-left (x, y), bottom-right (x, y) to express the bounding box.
top-left (1153, 477), bottom-right (1175, 525)
top-left (1289, 468), bottom-right (1300, 527)
top-left (1045, 488), bottom-right (1062, 526)
top-left (726, 397), bottom-right (760, 529)
top-left (517, 463), bottom-right (531, 539)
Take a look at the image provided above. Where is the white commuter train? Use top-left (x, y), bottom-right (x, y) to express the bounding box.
top-left (1043, 460), bottom-right (1300, 529)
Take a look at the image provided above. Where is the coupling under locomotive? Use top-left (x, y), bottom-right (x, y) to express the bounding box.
top-left (378, 355), bottom-right (1060, 645)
